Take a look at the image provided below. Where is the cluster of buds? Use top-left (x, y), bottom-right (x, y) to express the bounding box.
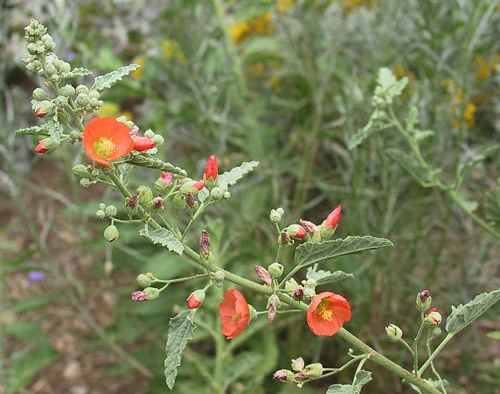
top-left (416, 290), bottom-right (442, 325)
top-left (73, 86), bottom-right (104, 115)
top-left (273, 357), bottom-right (324, 385)
top-left (95, 203), bottom-right (118, 220)
top-left (284, 278), bottom-right (309, 301)
top-left (280, 205), bottom-right (342, 245)
top-left (131, 273), bottom-right (160, 302)
top-left (269, 207), bottom-right (284, 223)
top-left (71, 164), bottom-right (102, 188)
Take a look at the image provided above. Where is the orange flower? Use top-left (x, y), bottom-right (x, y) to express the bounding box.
top-left (307, 292), bottom-right (351, 336)
top-left (82, 117), bottom-right (134, 166)
top-left (219, 288), bottom-right (250, 339)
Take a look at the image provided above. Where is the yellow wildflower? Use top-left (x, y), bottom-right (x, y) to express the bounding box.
top-left (132, 56), bottom-right (145, 79)
top-left (463, 102), bottom-right (476, 129)
top-left (229, 12), bottom-right (275, 45)
top-left (474, 56), bottom-right (491, 83)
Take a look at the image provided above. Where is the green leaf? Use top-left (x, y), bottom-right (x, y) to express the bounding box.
top-left (6, 346), bottom-right (58, 393)
top-left (62, 67), bottom-right (92, 79)
top-left (164, 310), bottom-right (197, 390)
top-left (11, 292), bottom-right (60, 313)
top-left (487, 331), bottom-right (500, 340)
top-left (348, 110), bottom-right (390, 150)
top-left (446, 288), bottom-right (500, 334)
top-left (326, 370), bottom-right (372, 394)
top-left (46, 117), bottom-right (63, 142)
top-left (198, 187), bottom-right (209, 203)
top-left (14, 126), bottom-right (50, 137)
top-left (295, 236), bottom-right (393, 267)
top-left (217, 161), bottom-right (259, 189)
top-left (386, 148), bottom-right (437, 187)
top-left (456, 145), bottom-right (500, 190)
top-left (224, 352), bottom-right (262, 388)
top-left (139, 228), bottom-right (184, 255)
top-left (306, 267), bottom-right (354, 285)
top-left (485, 182), bottom-right (500, 226)
top-left (125, 155), bottom-right (187, 177)
top-left (93, 64), bottom-right (140, 91)
top-left (6, 321), bottom-right (51, 346)
top-left (377, 67), bottom-right (408, 97)
top-left (405, 106), bottom-right (418, 132)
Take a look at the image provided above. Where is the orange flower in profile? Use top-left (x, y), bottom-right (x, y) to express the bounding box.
top-left (82, 117), bottom-right (134, 166)
top-left (307, 292), bottom-right (351, 336)
top-left (219, 288), bottom-right (250, 339)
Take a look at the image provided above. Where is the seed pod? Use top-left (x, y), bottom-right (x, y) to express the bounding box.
top-left (136, 274), bottom-right (153, 287)
top-left (103, 224), bottom-right (119, 242)
top-left (143, 287), bottom-right (160, 300)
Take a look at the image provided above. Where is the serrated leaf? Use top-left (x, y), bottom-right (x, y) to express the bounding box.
top-left (414, 130), bottom-right (434, 141)
top-left (164, 310), bottom-right (197, 390)
top-left (46, 116), bottom-right (63, 142)
top-left (62, 67), bottom-right (92, 79)
top-left (326, 370), bottom-right (372, 394)
top-left (93, 64), bottom-right (140, 91)
top-left (14, 126), bottom-right (50, 137)
top-left (306, 267), bottom-right (354, 284)
top-left (217, 161), bottom-right (259, 189)
top-left (405, 106), bottom-right (418, 131)
top-left (348, 110), bottom-right (390, 150)
top-left (446, 288), bottom-right (500, 334)
top-left (295, 236), bottom-right (393, 267)
top-left (139, 228), bottom-right (184, 255)
top-left (198, 187), bottom-right (209, 203)
top-left (386, 148), bottom-right (437, 187)
top-left (485, 183), bottom-right (500, 226)
top-left (377, 67), bottom-right (398, 89)
top-left (126, 155), bottom-right (187, 177)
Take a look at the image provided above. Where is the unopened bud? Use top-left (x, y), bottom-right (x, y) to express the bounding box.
top-left (255, 265), bottom-right (272, 286)
top-left (60, 84), bottom-right (75, 97)
top-left (155, 171), bottom-right (173, 192)
top-left (72, 164), bottom-right (91, 178)
top-left (293, 288), bottom-right (304, 300)
top-left (249, 304), bottom-right (258, 321)
top-left (137, 186), bottom-right (153, 207)
top-left (33, 88), bottom-right (49, 100)
top-left (200, 230), bottom-right (211, 259)
top-left (187, 289), bottom-right (205, 309)
top-left (152, 134), bottom-right (164, 146)
top-left (291, 357), bottom-right (305, 371)
top-left (95, 209), bottom-right (106, 220)
top-left (267, 294), bottom-right (280, 324)
top-left (269, 208), bottom-right (283, 223)
top-left (136, 274), bottom-right (152, 287)
top-left (104, 205), bottom-right (117, 218)
top-left (385, 324), bottom-right (403, 342)
top-left (80, 178), bottom-right (91, 188)
top-left (131, 291), bottom-right (149, 302)
top-left (268, 263), bottom-right (284, 279)
top-left (416, 290), bottom-right (432, 311)
top-left (144, 129), bottom-right (155, 138)
top-left (286, 224), bottom-right (306, 240)
top-left (150, 196), bottom-right (164, 211)
top-left (223, 191), bottom-right (231, 200)
top-left (143, 287), bottom-right (160, 300)
top-left (304, 363), bottom-right (323, 378)
top-left (425, 308), bottom-right (442, 326)
top-left (273, 369), bottom-right (293, 381)
top-left (185, 192), bottom-right (196, 208)
top-left (210, 186), bottom-right (223, 200)
top-left (279, 231), bottom-right (292, 245)
top-left (103, 224), bottom-right (119, 242)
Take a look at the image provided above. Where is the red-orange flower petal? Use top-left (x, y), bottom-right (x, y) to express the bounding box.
top-left (306, 292), bottom-right (351, 336)
top-left (82, 117), bottom-right (134, 166)
top-left (132, 136), bottom-right (155, 152)
top-left (219, 288), bottom-right (250, 339)
top-left (204, 154), bottom-right (219, 181)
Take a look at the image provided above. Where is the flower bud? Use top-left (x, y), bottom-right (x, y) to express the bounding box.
top-left (88, 90), bottom-right (100, 100)
top-left (286, 224), bottom-right (306, 240)
top-left (416, 290), bottom-right (432, 311)
top-left (144, 129), bottom-right (155, 138)
top-left (103, 224), bottom-right (119, 242)
top-left (60, 84), bottom-right (75, 97)
top-left (155, 172), bottom-right (173, 192)
top-left (35, 137), bottom-right (59, 154)
top-left (80, 178), bottom-right (91, 188)
top-left (213, 270), bottom-right (225, 283)
top-left (285, 278), bottom-right (300, 292)
top-left (267, 294), bottom-right (280, 324)
top-left (193, 180), bottom-right (206, 191)
top-left (268, 263), bottom-right (284, 279)
top-left (133, 136), bottom-right (156, 152)
top-left (75, 85), bottom-right (89, 95)
top-left (299, 219), bottom-right (319, 235)
top-left (96, 209), bottom-right (106, 220)
top-left (279, 231), bottom-right (292, 245)
top-left (185, 192), bottom-right (196, 208)
top-left (269, 208), bottom-right (283, 223)
top-left (131, 291), bottom-right (149, 302)
top-left (150, 196), bottom-right (164, 211)
top-left (273, 369), bottom-right (293, 381)
top-left (72, 164), bottom-right (91, 178)
top-left (151, 134), bottom-right (164, 146)
top-left (136, 273), bottom-right (153, 287)
top-left (249, 304), bottom-right (258, 321)
top-left (293, 287), bottom-right (304, 300)
top-left (304, 363), bottom-right (324, 378)
top-left (137, 186), bottom-right (153, 207)
top-left (223, 191), bottom-right (231, 200)
top-left (431, 327), bottom-right (442, 338)
top-left (324, 205), bottom-right (342, 229)
top-left (75, 93), bottom-right (89, 106)
top-left (187, 289), bottom-right (205, 309)
top-left (104, 205), bottom-right (117, 218)
top-left (143, 287), bottom-right (160, 300)
top-left (99, 203), bottom-right (106, 210)
top-left (385, 324), bottom-right (403, 342)
top-left (33, 88), bottom-right (49, 100)
top-left (126, 194), bottom-right (138, 209)
top-left (210, 186), bottom-right (224, 200)
top-left (255, 265), bottom-right (272, 286)
top-left (204, 154), bottom-right (219, 181)
top-left (200, 230), bottom-right (211, 259)
top-left (34, 100), bottom-right (54, 117)
top-left (425, 308), bottom-right (442, 325)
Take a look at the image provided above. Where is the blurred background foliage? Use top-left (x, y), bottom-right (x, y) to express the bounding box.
top-left (1, 0), bottom-right (499, 393)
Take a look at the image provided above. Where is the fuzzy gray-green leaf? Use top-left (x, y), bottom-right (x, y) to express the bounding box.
top-left (295, 236), bottom-right (393, 267)
top-left (446, 288), bottom-right (500, 334)
top-left (348, 110), bottom-right (390, 150)
top-left (485, 183), bottom-right (500, 226)
top-left (386, 148), bottom-right (437, 187)
top-left (140, 228), bottom-right (184, 255)
top-left (217, 161), bottom-right (259, 189)
top-left (306, 267), bottom-right (354, 284)
top-left (93, 64), bottom-right (140, 91)
top-left (164, 310), bottom-right (197, 390)
top-left (14, 126), bottom-right (50, 137)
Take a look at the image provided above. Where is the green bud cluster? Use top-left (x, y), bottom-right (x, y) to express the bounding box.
top-left (74, 88), bottom-right (103, 113)
top-left (270, 207), bottom-right (285, 223)
top-left (144, 129), bottom-right (165, 147)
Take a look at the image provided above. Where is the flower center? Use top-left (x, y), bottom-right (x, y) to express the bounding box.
top-left (232, 312), bottom-right (241, 322)
top-left (317, 299), bottom-right (333, 321)
top-left (93, 137), bottom-right (115, 158)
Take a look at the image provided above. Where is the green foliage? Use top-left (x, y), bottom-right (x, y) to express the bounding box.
top-left (62, 67), bottom-right (92, 79)
top-left (14, 125), bottom-right (50, 136)
top-left (485, 182), bottom-right (500, 226)
top-left (217, 161), bottom-right (260, 189)
top-left (295, 236), bottom-right (393, 267)
top-left (446, 288), bottom-right (500, 334)
top-left (306, 266), bottom-right (354, 285)
top-left (93, 64), bottom-right (140, 91)
top-left (385, 149), bottom-right (437, 187)
top-left (139, 227), bottom-right (184, 255)
top-left (327, 370), bottom-right (372, 394)
top-left (164, 310), bottom-right (197, 390)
